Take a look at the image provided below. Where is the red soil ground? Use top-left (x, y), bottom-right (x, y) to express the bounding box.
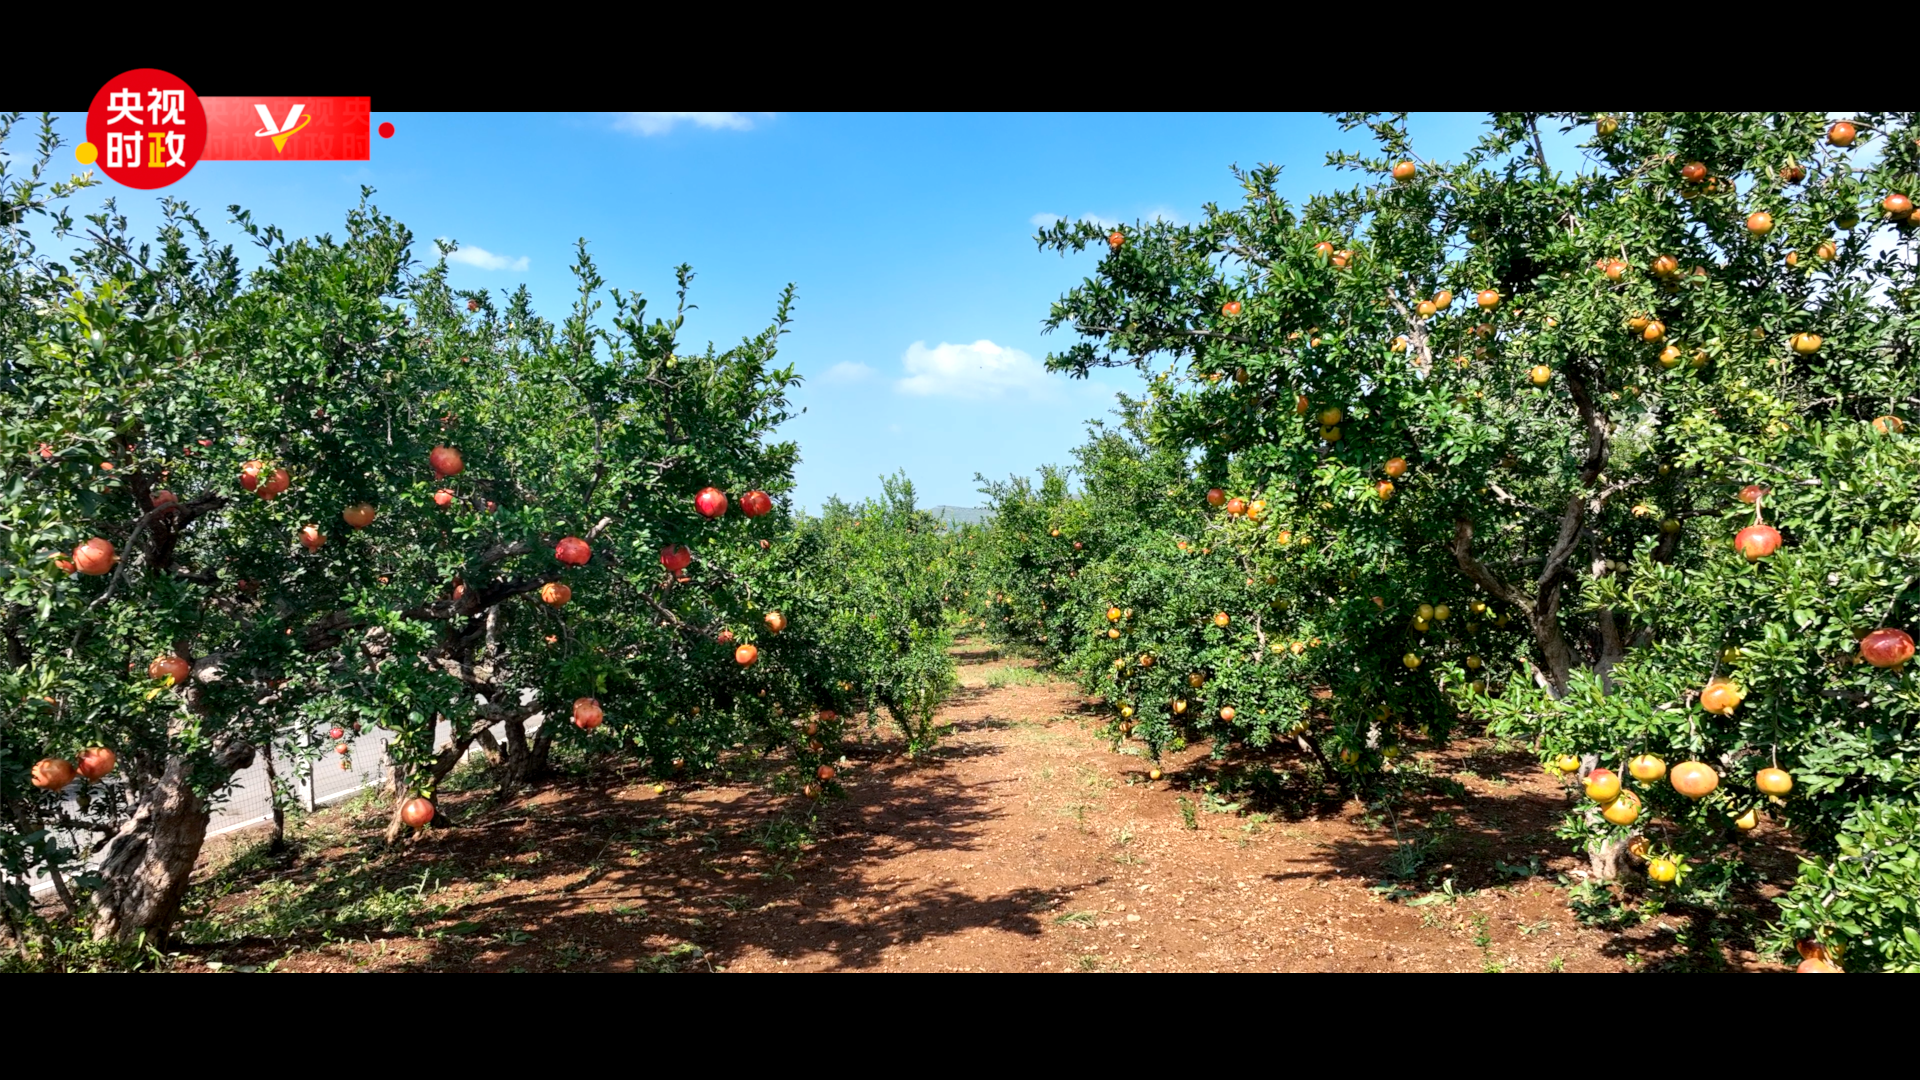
top-left (174, 641), bottom-right (1796, 972)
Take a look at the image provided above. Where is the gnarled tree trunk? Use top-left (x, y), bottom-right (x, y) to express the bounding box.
top-left (91, 743), bottom-right (252, 945)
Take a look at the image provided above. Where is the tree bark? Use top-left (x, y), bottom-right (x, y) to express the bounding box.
top-left (91, 742), bottom-right (253, 946)
top-left (1589, 834), bottom-right (1631, 881)
top-left (260, 741), bottom-right (287, 853)
top-left (499, 714), bottom-right (553, 789)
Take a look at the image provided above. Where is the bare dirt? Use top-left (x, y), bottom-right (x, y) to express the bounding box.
top-left (174, 641), bottom-right (1797, 972)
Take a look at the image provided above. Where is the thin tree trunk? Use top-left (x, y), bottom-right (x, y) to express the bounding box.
top-left (1589, 834), bottom-right (1631, 881)
top-left (260, 741), bottom-right (287, 853)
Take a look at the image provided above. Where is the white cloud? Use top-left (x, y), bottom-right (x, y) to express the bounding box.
top-left (436, 239), bottom-right (528, 272)
top-left (1030, 212), bottom-right (1064, 227)
top-left (895, 340), bottom-right (1057, 400)
top-left (613, 112), bottom-right (762, 136)
top-left (822, 361), bottom-right (875, 383)
top-left (1079, 212), bottom-right (1121, 229)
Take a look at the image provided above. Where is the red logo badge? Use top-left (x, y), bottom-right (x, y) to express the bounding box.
top-left (83, 69), bottom-right (207, 189)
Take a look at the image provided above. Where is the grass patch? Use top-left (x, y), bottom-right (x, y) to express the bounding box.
top-left (976, 665), bottom-right (1050, 689)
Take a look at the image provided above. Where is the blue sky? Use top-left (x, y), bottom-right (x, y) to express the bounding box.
top-left (23, 111), bottom-right (1508, 510)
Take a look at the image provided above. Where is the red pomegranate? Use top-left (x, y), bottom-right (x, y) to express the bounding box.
top-left (540, 582), bottom-right (571, 606)
top-left (695, 487), bottom-right (729, 518)
top-left (76, 747), bottom-right (117, 781)
top-left (258, 468), bottom-right (290, 500)
top-left (31, 758), bottom-right (77, 790)
top-left (73, 537), bottom-right (117, 575)
top-left (400, 798), bottom-right (436, 828)
top-left (1861, 628), bottom-right (1915, 669)
top-left (735, 643), bottom-right (759, 667)
top-left (740, 490), bottom-right (774, 518)
top-left (433, 489), bottom-right (455, 508)
top-left (554, 536), bottom-right (591, 566)
top-left (573, 697), bottom-right (604, 730)
top-left (149, 655), bottom-right (191, 682)
top-left (659, 544), bottom-right (693, 572)
top-left (1734, 524), bottom-right (1783, 560)
top-left (240, 460), bottom-right (264, 491)
top-left (429, 446), bottom-right (464, 478)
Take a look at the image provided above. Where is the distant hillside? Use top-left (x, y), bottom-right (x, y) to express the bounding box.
top-left (928, 505), bottom-right (991, 526)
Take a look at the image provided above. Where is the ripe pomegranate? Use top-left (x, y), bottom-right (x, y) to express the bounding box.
top-left (1629, 754), bottom-right (1666, 782)
top-left (1476, 289), bottom-right (1500, 308)
top-left (259, 468), bottom-right (290, 500)
top-left (1384, 457), bottom-right (1408, 478)
top-left (816, 764), bottom-right (836, 781)
top-left (73, 537), bottom-right (116, 575)
top-left (717, 629), bottom-right (736, 645)
top-left (764, 611), bottom-right (787, 634)
top-left (1701, 679), bottom-right (1745, 715)
top-left (342, 503), bottom-right (377, 529)
top-left (1312, 241), bottom-right (1334, 257)
top-left (1222, 300), bottom-right (1242, 316)
top-left (1861, 627), bottom-right (1915, 668)
top-left (1391, 160), bottom-right (1416, 181)
top-left (735, 643), bottom-right (759, 666)
top-left (1746, 211), bottom-right (1773, 234)
top-left (1739, 484), bottom-right (1769, 504)
top-left (1108, 231), bottom-right (1124, 250)
top-left (1652, 255), bottom-right (1679, 277)
top-left (401, 797), bottom-right (436, 828)
top-left (1885, 193), bottom-right (1914, 218)
top-left (1585, 768), bottom-right (1622, 803)
top-left (1206, 488), bottom-right (1225, 507)
top-left (1225, 498), bottom-right (1247, 517)
top-left (695, 487), bottom-right (729, 518)
top-left (429, 446), bottom-right (464, 478)
top-left (1873, 415), bottom-right (1906, 435)
top-left (1756, 767), bottom-right (1793, 796)
top-left (149, 654), bottom-right (191, 682)
top-left (740, 489), bottom-right (774, 517)
top-left (298, 525), bottom-right (325, 551)
top-left (540, 582), bottom-right (571, 606)
top-left (660, 544), bottom-right (693, 572)
top-left (1670, 761), bottom-right (1720, 799)
top-left (240, 460), bottom-right (264, 491)
top-left (1734, 523), bottom-right (1783, 560)
top-left (1791, 332), bottom-right (1823, 354)
top-left (1827, 121), bottom-right (1857, 146)
top-left (1797, 957), bottom-right (1843, 973)
top-left (151, 490), bottom-right (178, 511)
top-left (1220, 706), bottom-right (1237, 722)
top-left (1602, 789), bottom-right (1642, 826)
top-left (329, 727), bottom-right (345, 740)
top-left (1375, 480), bottom-right (1395, 500)
top-left (1213, 612), bottom-right (1230, 628)
top-left (75, 747), bottom-right (116, 781)
top-left (1648, 858), bottom-right (1679, 883)
top-left (31, 758), bottom-right (77, 790)
top-left (1680, 161), bottom-right (1708, 183)
top-left (433, 489), bottom-right (454, 508)
top-left (554, 536), bottom-right (591, 566)
top-left (573, 697), bottom-right (604, 730)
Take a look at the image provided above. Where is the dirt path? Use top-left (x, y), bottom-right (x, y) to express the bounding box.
top-left (181, 641), bottom-right (1792, 972)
